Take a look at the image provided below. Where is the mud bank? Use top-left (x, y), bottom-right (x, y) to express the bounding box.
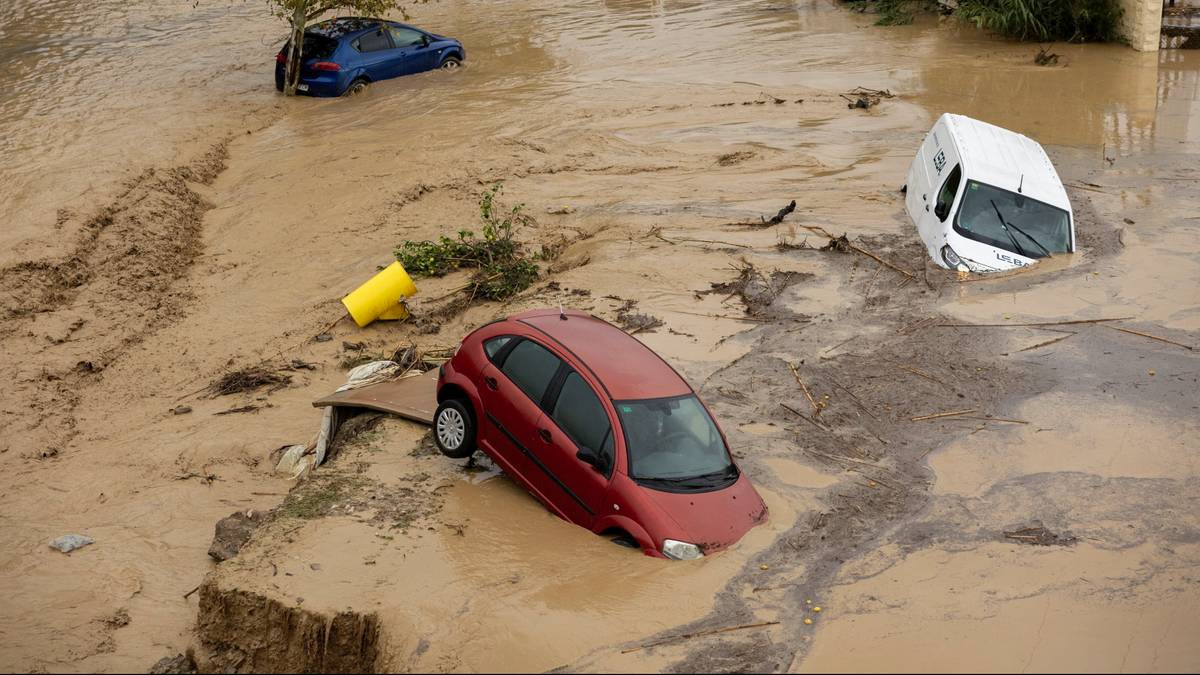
top-left (197, 581), bottom-right (381, 673)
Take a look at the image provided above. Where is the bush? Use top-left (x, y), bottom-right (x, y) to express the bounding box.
top-left (956, 0), bottom-right (1124, 42)
top-left (394, 184), bottom-right (539, 302)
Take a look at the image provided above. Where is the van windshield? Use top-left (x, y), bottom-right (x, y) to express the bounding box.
top-left (954, 180), bottom-right (1071, 259)
top-left (616, 395), bottom-right (737, 490)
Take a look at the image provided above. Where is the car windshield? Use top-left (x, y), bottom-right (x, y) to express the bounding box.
top-left (954, 180), bottom-right (1071, 259)
top-left (617, 395), bottom-right (735, 485)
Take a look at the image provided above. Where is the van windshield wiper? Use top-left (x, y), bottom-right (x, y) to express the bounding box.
top-left (990, 200), bottom-right (1028, 259)
top-left (1004, 220), bottom-right (1052, 258)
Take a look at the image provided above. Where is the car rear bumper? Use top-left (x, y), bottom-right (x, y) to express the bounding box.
top-left (274, 64), bottom-right (347, 97)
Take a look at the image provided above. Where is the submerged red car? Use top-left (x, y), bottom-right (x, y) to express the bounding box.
top-left (434, 309), bottom-right (768, 559)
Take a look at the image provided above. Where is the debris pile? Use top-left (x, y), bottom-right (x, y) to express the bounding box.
top-left (840, 87), bottom-right (895, 109)
top-left (1003, 522), bottom-right (1078, 547)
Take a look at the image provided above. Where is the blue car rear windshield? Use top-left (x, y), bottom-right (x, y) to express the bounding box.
top-left (283, 34), bottom-right (338, 61)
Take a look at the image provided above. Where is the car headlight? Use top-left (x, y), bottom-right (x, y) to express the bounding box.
top-left (662, 539), bottom-right (704, 560)
top-left (941, 245), bottom-right (969, 272)
top-left (941, 244), bottom-right (961, 267)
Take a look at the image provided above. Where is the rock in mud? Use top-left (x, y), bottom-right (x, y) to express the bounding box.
top-left (49, 534), bottom-right (94, 553)
top-left (149, 652), bottom-right (196, 674)
top-left (208, 511), bottom-right (265, 562)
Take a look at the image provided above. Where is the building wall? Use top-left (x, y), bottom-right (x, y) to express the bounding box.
top-left (1120, 0), bottom-right (1162, 51)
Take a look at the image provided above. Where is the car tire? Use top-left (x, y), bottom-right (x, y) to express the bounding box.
top-left (439, 56), bottom-right (462, 71)
top-left (434, 399), bottom-right (476, 459)
top-left (345, 78), bottom-right (369, 96)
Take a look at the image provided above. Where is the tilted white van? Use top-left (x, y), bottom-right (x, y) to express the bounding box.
top-left (905, 113), bottom-right (1075, 273)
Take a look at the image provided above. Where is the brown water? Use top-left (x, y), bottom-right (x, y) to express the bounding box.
top-left (1, 0), bottom-right (1198, 672)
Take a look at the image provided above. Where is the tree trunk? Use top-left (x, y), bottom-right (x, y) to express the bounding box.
top-left (284, 2), bottom-right (308, 97)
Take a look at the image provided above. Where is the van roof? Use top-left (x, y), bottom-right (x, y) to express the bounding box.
top-left (942, 113), bottom-right (1072, 214)
top-left (513, 309), bottom-right (693, 401)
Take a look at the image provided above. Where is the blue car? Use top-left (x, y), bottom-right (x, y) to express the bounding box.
top-left (275, 17), bottom-right (464, 97)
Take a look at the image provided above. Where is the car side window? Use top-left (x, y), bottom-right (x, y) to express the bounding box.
top-left (935, 164), bottom-right (962, 222)
top-left (483, 336), bottom-right (513, 362)
top-left (551, 372), bottom-right (614, 472)
top-left (499, 340), bottom-right (561, 404)
top-left (389, 27), bottom-right (426, 48)
top-left (354, 27), bottom-right (392, 53)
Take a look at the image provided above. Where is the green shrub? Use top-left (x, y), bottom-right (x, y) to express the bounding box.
top-left (394, 184), bottom-right (539, 302)
top-left (956, 0), bottom-right (1124, 42)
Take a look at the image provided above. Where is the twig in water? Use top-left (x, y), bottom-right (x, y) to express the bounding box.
top-left (911, 409), bottom-right (977, 422)
top-left (936, 317), bottom-right (1132, 328)
top-left (1016, 332), bottom-right (1076, 352)
top-left (787, 362), bottom-right (823, 416)
top-left (780, 402), bottom-right (831, 431)
top-left (1107, 325), bottom-right (1194, 351)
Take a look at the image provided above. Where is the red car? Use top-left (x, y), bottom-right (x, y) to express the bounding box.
top-left (434, 309), bottom-right (768, 559)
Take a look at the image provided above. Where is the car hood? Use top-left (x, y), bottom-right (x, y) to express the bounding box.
top-left (641, 473), bottom-right (767, 554)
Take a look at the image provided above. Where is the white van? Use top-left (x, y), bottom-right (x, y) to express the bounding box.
top-left (904, 114), bottom-right (1075, 273)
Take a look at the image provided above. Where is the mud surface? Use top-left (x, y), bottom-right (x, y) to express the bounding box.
top-left (1, 1), bottom-right (1198, 672)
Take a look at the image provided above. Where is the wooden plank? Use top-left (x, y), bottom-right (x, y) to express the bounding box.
top-left (312, 369), bottom-right (439, 425)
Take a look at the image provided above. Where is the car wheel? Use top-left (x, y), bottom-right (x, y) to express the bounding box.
top-left (345, 78), bottom-right (369, 96)
top-left (434, 399), bottom-right (476, 459)
top-left (439, 56), bottom-right (462, 71)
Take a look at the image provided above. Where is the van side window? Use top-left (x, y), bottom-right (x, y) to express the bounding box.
top-left (935, 164), bottom-right (962, 222)
top-left (500, 340), bottom-right (561, 404)
top-left (483, 336), bottom-right (513, 362)
top-left (551, 372), bottom-right (614, 474)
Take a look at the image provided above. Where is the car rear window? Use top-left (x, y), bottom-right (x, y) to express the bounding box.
top-left (484, 336), bottom-right (513, 361)
top-left (282, 35), bottom-right (338, 61)
top-left (500, 340), bottom-right (561, 404)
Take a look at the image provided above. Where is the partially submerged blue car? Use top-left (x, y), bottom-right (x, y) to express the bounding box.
top-left (275, 17), bottom-right (465, 97)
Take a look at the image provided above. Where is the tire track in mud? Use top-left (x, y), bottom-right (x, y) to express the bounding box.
top-left (0, 141), bottom-right (231, 458)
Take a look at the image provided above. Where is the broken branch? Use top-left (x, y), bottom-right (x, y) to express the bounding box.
top-left (1107, 325), bottom-right (1194, 351)
top-left (910, 409), bottom-right (977, 422)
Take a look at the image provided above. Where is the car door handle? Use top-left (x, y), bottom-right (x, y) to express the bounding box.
top-left (538, 428), bottom-right (552, 443)
top-left (485, 376), bottom-right (499, 391)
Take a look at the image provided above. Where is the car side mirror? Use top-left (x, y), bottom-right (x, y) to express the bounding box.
top-left (576, 448), bottom-right (604, 472)
top-left (421, 35), bottom-right (431, 47)
top-left (934, 201), bottom-right (950, 221)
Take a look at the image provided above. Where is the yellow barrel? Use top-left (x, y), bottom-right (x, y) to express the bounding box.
top-left (341, 261), bottom-right (418, 328)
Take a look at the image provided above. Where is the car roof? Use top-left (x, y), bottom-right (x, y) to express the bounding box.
top-left (308, 17), bottom-right (421, 40)
top-left (942, 113), bottom-right (1072, 215)
top-left (511, 309), bottom-right (693, 401)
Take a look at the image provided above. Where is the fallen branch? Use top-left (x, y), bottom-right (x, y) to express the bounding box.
top-left (824, 375), bottom-right (879, 421)
top-left (910, 409), bottom-right (977, 422)
top-left (780, 402), bottom-right (831, 431)
top-left (1107, 325), bottom-right (1194, 351)
top-left (788, 362), bottom-right (822, 416)
top-left (962, 415), bottom-right (1029, 425)
top-left (800, 224), bottom-right (916, 279)
top-left (1016, 332), bottom-right (1076, 352)
top-left (936, 317), bottom-right (1132, 328)
top-left (183, 585), bottom-right (200, 600)
top-left (621, 621), bottom-right (780, 654)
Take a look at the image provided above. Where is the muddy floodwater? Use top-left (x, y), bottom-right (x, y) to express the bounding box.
top-left (1, 1), bottom-right (1198, 672)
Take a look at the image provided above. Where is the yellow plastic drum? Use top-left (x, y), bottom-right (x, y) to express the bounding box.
top-left (341, 261), bottom-right (418, 328)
